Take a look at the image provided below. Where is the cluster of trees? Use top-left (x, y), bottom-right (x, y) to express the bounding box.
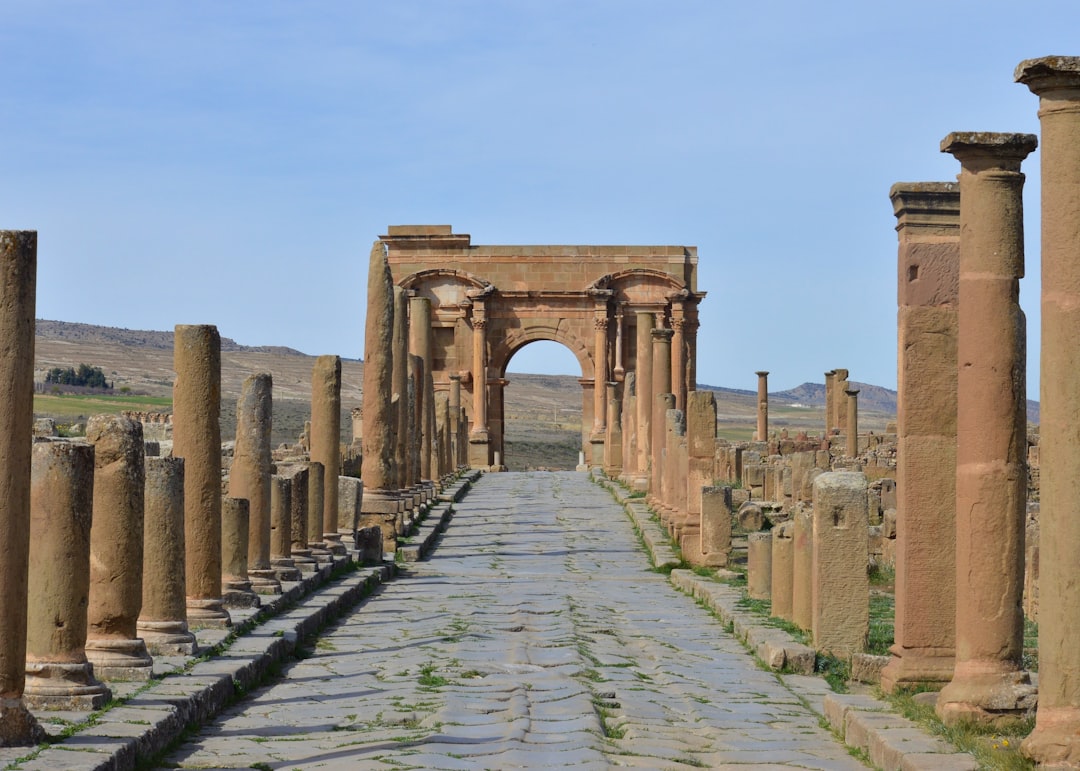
top-left (44, 364), bottom-right (111, 390)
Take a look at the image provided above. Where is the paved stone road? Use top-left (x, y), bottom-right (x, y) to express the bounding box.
top-left (159, 472), bottom-right (867, 770)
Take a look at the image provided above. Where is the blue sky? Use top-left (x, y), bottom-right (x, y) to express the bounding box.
top-left (2, 1), bottom-right (1076, 392)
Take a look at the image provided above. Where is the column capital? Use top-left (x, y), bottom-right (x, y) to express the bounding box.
top-left (940, 132), bottom-right (1037, 170)
top-left (593, 316), bottom-right (610, 331)
top-left (651, 328), bottom-right (674, 342)
top-left (845, 389), bottom-right (860, 397)
top-left (1016, 56), bottom-right (1080, 95)
top-left (890, 182), bottom-right (960, 231)
top-left (755, 371), bottom-right (769, 378)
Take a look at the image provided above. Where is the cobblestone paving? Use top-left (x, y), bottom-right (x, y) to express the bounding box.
top-left (159, 472), bottom-right (867, 770)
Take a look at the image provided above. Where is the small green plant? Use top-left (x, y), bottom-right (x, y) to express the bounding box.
top-left (417, 663), bottom-right (449, 689)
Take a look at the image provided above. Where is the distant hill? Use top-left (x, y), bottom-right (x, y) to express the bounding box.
top-left (36, 319), bottom-right (310, 357)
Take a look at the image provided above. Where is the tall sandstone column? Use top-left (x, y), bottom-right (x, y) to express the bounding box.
top-left (221, 497), bottom-right (259, 608)
top-left (880, 181), bottom-right (961, 693)
top-left (392, 287), bottom-right (410, 492)
top-left (139, 456), bottom-right (197, 654)
top-left (591, 299), bottom-right (610, 440)
top-left (1016, 56), bottom-right (1080, 764)
top-left (755, 371), bottom-right (769, 441)
top-left (635, 312), bottom-right (655, 487)
top-left (833, 369), bottom-right (850, 433)
top-left (845, 390), bottom-right (859, 458)
top-left (824, 370), bottom-right (837, 434)
top-left (228, 373), bottom-right (280, 594)
top-left (448, 374), bottom-right (462, 471)
top-left (468, 297), bottom-right (490, 467)
top-left (0, 232), bottom-right (45, 744)
top-left (310, 355), bottom-right (345, 554)
top-left (25, 441), bottom-right (111, 709)
top-left (408, 296), bottom-right (435, 481)
top-left (361, 242), bottom-right (401, 555)
top-left (936, 131), bottom-right (1037, 727)
top-left (85, 415), bottom-right (154, 680)
top-left (650, 327), bottom-right (674, 494)
top-left (173, 324), bottom-right (230, 628)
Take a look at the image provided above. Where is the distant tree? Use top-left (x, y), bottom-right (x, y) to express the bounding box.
top-left (44, 364), bottom-right (111, 389)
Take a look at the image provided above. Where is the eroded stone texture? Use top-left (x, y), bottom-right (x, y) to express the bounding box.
top-left (270, 474), bottom-right (301, 581)
top-left (1016, 56), bottom-right (1080, 766)
top-left (173, 324), bottom-right (230, 628)
top-left (811, 471), bottom-right (869, 658)
top-left (408, 296), bottom-right (435, 481)
top-left (25, 440), bottom-right (111, 710)
top-left (845, 389), bottom-right (860, 458)
top-left (635, 313), bottom-right (655, 488)
top-left (337, 476), bottom-right (363, 541)
top-left (824, 370), bottom-right (837, 434)
top-left (833, 369), bottom-right (850, 434)
top-left (747, 532), bottom-right (773, 601)
top-left (603, 384), bottom-right (623, 477)
top-left (392, 287), bottom-right (410, 491)
top-left (650, 329), bottom-right (673, 495)
top-left (85, 415), bottom-right (153, 681)
top-left (281, 464), bottom-right (317, 572)
top-left (880, 181), bottom-right (960, 694)
top-left (771, 521), bottom-right (795, 622)
top-left (228, 373), bottom-right (280, 595)
top-left (755, 371), bottom-right (769, 441)
top-left (139, 457), bottom-right (197, 655)
top-left (0, 232), bottom-right (45, 744)
top-left (311, 355), bottom-right (345, 555)
top-left (700, 486), bottom-right (731, 567)
top-left (935, 132), bottom-right (1038, 727)
top-left (221, 497), bottom-right (259, 609)
top-left (793, 506), bottom-right (813, 631)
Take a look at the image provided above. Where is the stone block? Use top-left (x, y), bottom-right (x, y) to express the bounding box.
top-left (747, 532), bottom-right (772, 600)
top-left (812, 471), bottom-right (869, 658)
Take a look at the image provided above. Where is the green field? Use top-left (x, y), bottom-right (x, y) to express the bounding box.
top-left (34, 393), bottom-right (172, 420)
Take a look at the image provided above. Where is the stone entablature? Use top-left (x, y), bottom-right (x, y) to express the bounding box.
top-left (382, 225), bottom-right (705, 467)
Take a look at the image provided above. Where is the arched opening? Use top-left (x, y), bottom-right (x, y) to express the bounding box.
top-left (499, 340), bottom-right (584, 471)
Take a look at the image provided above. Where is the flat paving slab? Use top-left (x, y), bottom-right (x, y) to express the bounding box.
top-left (156, 472), bottom-right (869, 769)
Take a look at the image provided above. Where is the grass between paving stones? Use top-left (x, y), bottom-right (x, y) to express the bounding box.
top-left (883, 688), bottom-right (1035, 770)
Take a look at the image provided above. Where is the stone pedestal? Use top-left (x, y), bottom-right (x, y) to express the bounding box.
top-left (222, 497), bottom-right (259, 609)
top-left (936, 131), bottom-right (1037, 728)
top-left (338, 476), bottom-right (363, 542)
top-left (25, 441), bottom-right (111, 710)
top-left (700, 486), bottom-right (731, 567)
top-left (173, 324), bottom-right (230, 629)
top-left (792, 506), bottom-right (813, 632)
top-left (771, 522), bottom-right (795, 622)
top-left (139, 457), bottom-right (198, 655)
top-left (880, 182), bottom-right (960, 693)
top-left (747, 532), bottom-right (772, 601)
top-left (85, 415), bottom-right (154, 681)
top-left (1016, 56), bottom-right (1080, 766)
top-left (811, 472), bottom-right (869, 658)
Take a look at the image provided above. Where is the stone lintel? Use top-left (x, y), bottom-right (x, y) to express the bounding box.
top-left (1015, 56), bottom-right (1080, 92)
top-left (940, 132), bottom-right (1038, 166)
top-left (890, 182), bottom-right (960, 231)
top-left (383, 225), bottom-right (471, 249)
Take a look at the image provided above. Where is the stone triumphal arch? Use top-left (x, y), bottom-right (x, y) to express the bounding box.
top-left (383, 225), bottom-right (705, 468)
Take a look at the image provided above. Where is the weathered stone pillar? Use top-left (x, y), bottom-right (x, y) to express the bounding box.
top-left (613, 310), bottom-right (625, 381)
top-left (85, 415), bottom-right (154, 681)
top-left (671, 307), bottom-right (688, 411)
top-left (391, 286), bottom-right (411, 492)
top-left (650, 328), bottom-right (674, 493)
top-left (935, 131), bottom-right (1037, 727)
top-left (281, 464), bottom-right (317, 572)
top-left (409, 296), bottom-right (434, 481)
top-left (621, 372), bottom-right (637, 478)
top-left (448, 374), bottom-right (462, 470)
top-left (1016, 57), bottom-right (1080, 765)
top-left (221, 497), bottom-right (259, 608)
top-left (338, 476), bottom-right (363, 541)
top-left (824, 370), bottom-right (837, 434)
top-left (173, 324), bottom-right (230, 628)
top-left (880, 181), bottom-right (960, 694)
top-left (793, 506), bottom-right (813, 631)
top-left (591, 299), bottom-right (610, 439)
top-left (306, 461), bottom-right (333, 563)
top-left (0, 233), bottom-right (43, 742)
top-left (310, 355), bottom-right (345, 555)
top-left (700, 486), bottom-right (731, 567)
top-left (755, 371), bottom-right (769, 441)
top-left (360, 242), bottom-right (402, 552)
top-left (747, 532), bottom-right (772, 601)
top-left (269, 475), bottom-right (301, 580)
top-left (139, 457), bottom-right (197, 655)
top-left (228, 373), bottom-right (280, 594)
top-left (434, 393), bottom-right (450, 477)
top-left (834, 368), bottom-right (850, 433)
top-left (635, 312), bottom-right (655, 486)
top-left (25, 441), bottom-right (111, 709)
top-left (468, 297), bottom-right (490, 467)
top-left (603, 384), bottom-right (622, 476)
top-left (811, 471), bottom-right (869, 658)
top-left (845, 389), bottom-right (859, 458)
top-left (771, 521), bottom-right (795, 622)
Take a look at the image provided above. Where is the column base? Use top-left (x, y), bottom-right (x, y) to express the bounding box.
top-left (222, 578), bottom-right (262, 609)
top-left (323, 533), bottom-right (348, 556)
top-left (1022, 706), bottom-right (1080, 767)
top-left (271, 557), bottom-right (302, 582)
top-left (85, 637), bottom-right (155, 681)
top-left (290, 548), bottom-right (320, 573)
top-left (0, 698), bottom-right (46, 746)
top-left (137, 619), bottom-right (199, 655)
top-left (936, 667), bottom-right (1037, 728)
top-left (248, 568), bottom-right (283, 595)
top-left (879, 647), bottom-right (955, 694)
top-left (186, 597), bottom-right (232, 629)
top-left (361, 489), bottom-right (404, 557)
top-left (467, 435), bottom-right (490, 468)
top-left (24, 661), bottom-right (111, 711)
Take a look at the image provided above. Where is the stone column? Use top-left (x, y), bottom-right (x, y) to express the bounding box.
top-left (468, 299), bottom-right (489, 463)
top-left (635, 312), bottom-right (655, 486)
top-left (755, 371), bottom-right (769, 441)
top-left (306, 461), bottom-right (332, 562)
top-left (310, 355), bottom-right (345, 555)
top-left (448, 375), bottom-right (462, 470)
top-left (392, 286), bottom-right (410, 492)
top-left (25, 441), bottom-right (111, 710)
top-left (880, 181), bottom-right (960, 693)
top-left (772, 521), bottom-right (795, 622)
top-left (747, 532), bottom-right (772, 600)
top-left (360, 242), bottom-right (402, 551)
top-left (221, 497), bottom-right (259, 608)
top-left (613, 310), bottom-right (625, 381)
top-left (700, 486), bottom-right (732, 567)
top-left (604, 383), bottom-right (623, 476)
top-left (282, 464), bottom-right (317, 572)
top-left (85, 415), bottom-right (154, 681)
top-left (935, 131), bottom-right (1037, 727)
top-left (811, 471), bottom-right (869, 658)
top-left (824, 370), bottom-right (837, 434)
top-left (671, 306), bottom-right (687, 411)
top-left (228, 373), bottom-right (280, 594)
top-left (338, 476), bottom-right (363, 540)
top-left (833, 368), bottom-right (850, 433)
top-left (270, 474), bottom-right (301, 581)
top-left (792, 506), bottom-right (814, 631)
top-left (650, 328), bottom-right (674, 494)
top-left (173, 324), bottom-right (230, 628)
top-left (1016, 57), bottom-right (1080, 765)
top-left (409, 296), bottom-right (434, 481)
top-left (0, 232), bottom-right (45, 744)
top-left (592, 300), bottom-right (610, 437)
top-left (845, 389), bottom-right (859, 458)
top-left (139, 457), bottom-right (198, 655)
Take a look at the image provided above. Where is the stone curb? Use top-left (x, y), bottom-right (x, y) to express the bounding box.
top-left (590, 474), bottom-right (979, 771)
top-left (398, 502), bottom-right (454, 562)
